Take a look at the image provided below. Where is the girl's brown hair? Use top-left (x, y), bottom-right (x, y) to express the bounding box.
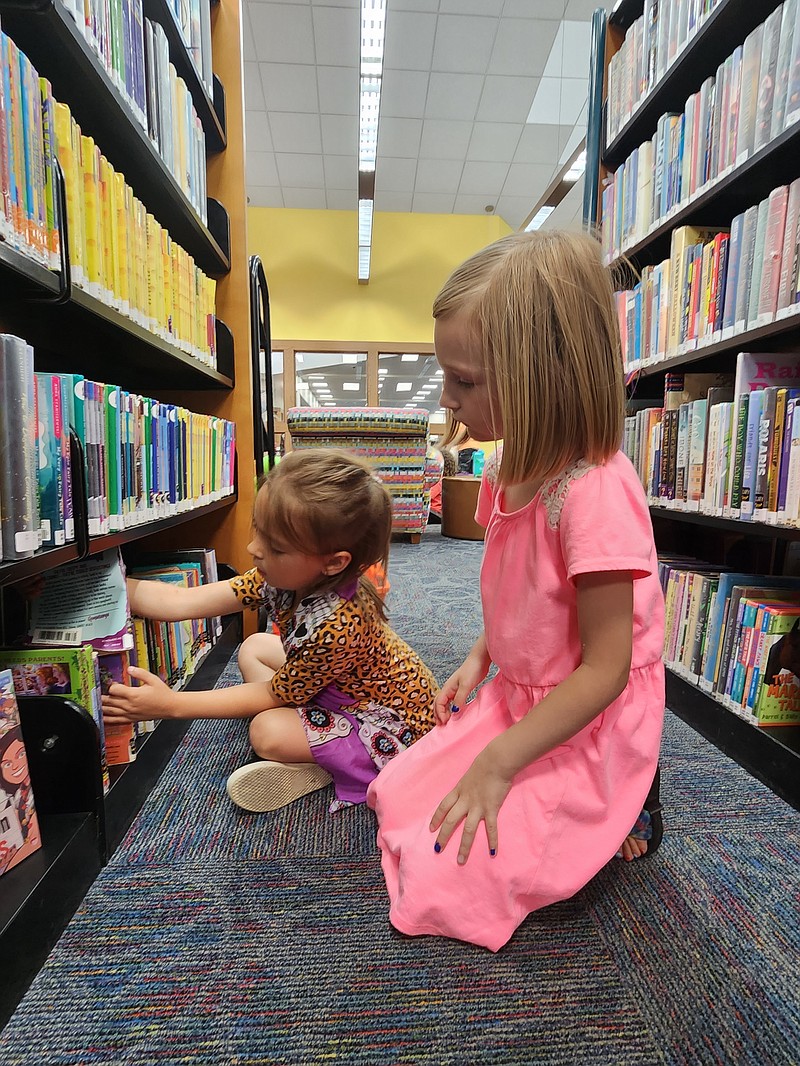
top-left (433, 230), bottom-right (625, 485)
top-left (254, 449), bottom-right (393, 617)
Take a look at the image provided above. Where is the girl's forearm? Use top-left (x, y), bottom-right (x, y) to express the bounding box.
top-left (467, 630), bottom-right (491, 671)
top-left (489, 662), bottom-right (629, 778)
top-left (169, 680), bottom-right (282, 720)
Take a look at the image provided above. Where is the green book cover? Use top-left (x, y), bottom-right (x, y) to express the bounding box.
top-left (753, 609), bottom-right (800, 725)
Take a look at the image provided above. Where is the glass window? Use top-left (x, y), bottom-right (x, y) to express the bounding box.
top-left (378, 352), bottom-right (444, 417)
top-left (295, 351), bottom-right (368, 408)
top-left (263, 350), bottom-right (284, 424)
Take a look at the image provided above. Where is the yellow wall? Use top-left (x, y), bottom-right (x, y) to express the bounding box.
top-left (247, 208), bottom-right (511, 344)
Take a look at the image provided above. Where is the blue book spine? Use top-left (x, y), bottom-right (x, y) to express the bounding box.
top-left (740, 388), bottom-right (764, 518)
top-left (778, 392), bottom-right (800, 514)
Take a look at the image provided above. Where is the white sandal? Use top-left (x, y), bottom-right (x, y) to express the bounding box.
top-left (226, 760), bottom-right (332, 813)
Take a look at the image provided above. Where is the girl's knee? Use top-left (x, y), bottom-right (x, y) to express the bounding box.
top-left (238, 632), bottom-right (285, 671)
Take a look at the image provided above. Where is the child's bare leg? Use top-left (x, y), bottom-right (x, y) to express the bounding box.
top-left (237, 633), bottom-right (286, 684)
top-left (226, 706), bottom-right (331, 813)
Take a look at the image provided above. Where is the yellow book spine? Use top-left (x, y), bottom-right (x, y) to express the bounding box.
top-left (80, 135), bottom-right (101, 288)
top-left (161, 228), bottom-right (173, 339)
top-left (98, 155), bottom-right (115, 301)
top-left (53, 103), bottom-right (84, 281)
top-left (114, 172), bottom-right (129, 311)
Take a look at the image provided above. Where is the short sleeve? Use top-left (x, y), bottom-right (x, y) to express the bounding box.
top-left (475, 448), bottom-right (501, 526)
top-left (558, 455), bottom-right (655, 584)
top-left (228, 567), bottom-right (279, 615)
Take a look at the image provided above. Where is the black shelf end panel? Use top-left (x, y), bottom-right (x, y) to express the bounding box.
top-left (616, 123), bottom-right (800, 270)
top-left (666, 668), bottom-right (800, 811)
top-left (0, 1), bottom-right (229, 279)
top-left (650, 505), bottom-right (800, 540)
top-left (216, 317), bottom-right (235, 383)
top-left (212, 75), bottom-right (227, 149)
top-left (207, 198), bottom-right (231, 268)
top-left (142, 0), bottom-right (226, 152)
top-left (0, 812), bottom-right (100, 1031)
top-left (603, 0), bottom-right (785, 170)
top-left (104, 613), bottom-right (241, 855)
top-left (609, 0), bottom-right (644, 31)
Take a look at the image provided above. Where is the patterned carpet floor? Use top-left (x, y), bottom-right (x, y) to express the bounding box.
top-left (1, 527), bottom-right (799, 1064)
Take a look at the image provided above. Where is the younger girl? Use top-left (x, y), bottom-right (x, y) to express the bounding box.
top-left (367, 231), bottom-right (665, 951)
top-left (102, 450), bottom-right (438, 813)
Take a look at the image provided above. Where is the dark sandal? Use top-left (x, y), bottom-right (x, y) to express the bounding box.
top-left (617, 766), bottom-right (663, 859)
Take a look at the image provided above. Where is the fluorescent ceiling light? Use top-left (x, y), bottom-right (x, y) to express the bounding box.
top-left (324, 402), bottom-right (336, 406)
top-left (357, 1), bottom-right (385, 281)
top-left (396, 382), bottom-right (412, 392)
top-left (341, 354), bottom-right (359, 364)
top-left (307, 373), bottom-right (326, 379)
top-left (401, 353), bottom-right (419, 362)
top-left (343, 382), bottom-right (360, 390)
top-left (358, 242), bottom-right (372, 283)
top-left (564, 149), bottom-right (586, 183)
top-left (378, 367), bottom-right (388, 375)
top-left (525, 205), bottom-right (555, 231)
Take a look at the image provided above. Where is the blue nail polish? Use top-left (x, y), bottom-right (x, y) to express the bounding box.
top-left (433, 842), bottom-right (441, 853)
top-left (451, 704), bottom-right (460, 714)
top-left (490, 848), bottom-right (496, 856)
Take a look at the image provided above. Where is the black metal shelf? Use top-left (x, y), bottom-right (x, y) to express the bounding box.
top-left (0, 0), bottom-right (229, 277)
top-left (651, 505), bottom-right (800, 540)
top-left (630, 313), bottom-right (800, 380)
top-left (87, 494), bottom-right (236, 556)
top-left (142, 0), bottom-right (226, 152)
top-left (611, 123), bottom-right (800, 270)
top-left (609, 0), bottom-right (643, 31)
top-left (666, 668), bottom-right (800, 810)
top-left (604, 0), bottom-right (784, 170)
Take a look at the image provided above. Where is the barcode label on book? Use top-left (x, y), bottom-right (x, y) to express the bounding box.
top-left (32, 628), bottom-right (83, 647)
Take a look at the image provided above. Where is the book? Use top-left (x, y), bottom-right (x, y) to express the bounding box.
top-left (752, 608), bottom-right (800, 724)
top-left (0, 670), bottom-right (42, 878)
top-left (777, 178), bottom-right (800, 312)
top-left (737, 24), bottom-right (764, 160)
top-left (753, 6), bottom-right (782, 154)
top-left (0, 334), bottom-right (39, 560)
top-left (758, 186), bottom-right (789, 321)
top-left (772, 0), bottom-right (799, 138)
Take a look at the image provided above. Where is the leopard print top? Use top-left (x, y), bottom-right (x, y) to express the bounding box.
top-left (230, 568), bottom-right (437, 739)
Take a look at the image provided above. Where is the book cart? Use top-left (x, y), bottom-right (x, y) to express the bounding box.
top-left (602, 0), bottom-right (800, 812)
top-left (0, 0), bottom-right (257, 1024)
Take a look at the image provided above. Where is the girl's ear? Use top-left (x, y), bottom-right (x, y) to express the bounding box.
top-left (324, 551), bottom-right (352, 576)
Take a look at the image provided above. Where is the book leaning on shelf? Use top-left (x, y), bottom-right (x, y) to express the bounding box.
top-left (603, 1), bottom-right (800, 264)
top-left (0, 670), bottom-right (42, 878)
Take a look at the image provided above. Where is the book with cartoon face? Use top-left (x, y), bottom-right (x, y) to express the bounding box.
top-left (0, 669), bottom-right (42, 877)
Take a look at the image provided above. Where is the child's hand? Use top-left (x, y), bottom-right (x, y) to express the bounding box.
top-left (433, 656), bottom-right (489, 726)
top-left (101, 666), bottom-right (179, 723)
top-left (429, 748), bottom-right (513, 865)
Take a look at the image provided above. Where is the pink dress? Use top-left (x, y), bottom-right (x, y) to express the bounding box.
top-left (367, 451), bottom-right (665, 951)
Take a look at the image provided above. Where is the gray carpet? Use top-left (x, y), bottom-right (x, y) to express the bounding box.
top-left (1, 527), bottom-right (798, 1065)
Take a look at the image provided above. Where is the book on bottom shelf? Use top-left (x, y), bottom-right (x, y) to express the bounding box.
top-left (0, 669), bottom-right (42, 878)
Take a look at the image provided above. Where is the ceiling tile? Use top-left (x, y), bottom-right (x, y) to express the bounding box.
top-left (316, 66), bottom-right (358, 115)
top-left (514, 123), bottom-right (560, 163)
top-left (454, 194), bottom-right (500, 215)
top-left (243, 62), bottom-right (265, 109)
top-left (244, 110), bottom-right (273, 153)
top-left (432, 15), bottom-right (497, 75)
top-left (326, 189), bottom-right (358, 210)
top-left (558, 122), bottom-right (586, 165)
top-left (477, 76), bottom-right (538, 123)
top-left (312, 5), bottom-right (359, 67)
top-left (502, 162), bottom-right (553, 198)
top-left (503, 0), bottom-right (565, 15)
top-left (459, 160), bottom-right (509, 196)
top-left (415, 158), bottom-right (464, 194)
top-left (259, 63), bottom-right (318, 113)
top-left (375, 156), bottom-right (418, 193)
top-left (321, 113), bottom-right (358, 155)
top-left (441, 0), bottom-right (504, 13)
top-left (542, 24), bottom-right (564, 79)
top-left (384, 11), bottom-right (436, 72)
top-left (250, 3), bottom-right (315, 64)
top-left (496, 194), bottom-right (540, 229)
top-left (425, 73), bottom-right (483, 121)
top-left (282, 187), bottom-right (328, 208)
top-left (489, 18), bottom-right (558, 77)
top-left (565, 0), bottom-right (611, 17)
top-left (420, 120), bottom-right (473, 160)
top-left (276, 153), bottom-right (326, 187)
top-left (247, 185), bottom-right (284, 208)
top-left (304, 0), bottom-right (359, 7)
top-left (390, 0), bottom-right (438, 10)
top-left (467, 122), bottom-right (523, 162)
top-left (380, 69), bottom-right (430, 119)
top-left (378, 117), bottom-right (423, 157)
top-left (412, 192), bottom-right (457, 213)
top-left (374, 190), bottom-right (414, 211)
top-left (269, 112), bottom-right (322, 154)
top-left (541, 176), bottom-right (585, 229)
top-left (559, 78), bottom-right (588, 126)
top-left (562, 21), bottom-right (592, 79)
top-left (526, 77), bottom-right (561, 125)
top-left (242, 5), bottom-right (257, 62)
top-left (246, 150), bottom-right (280, 186)
top-left (323, 155), bottom-right (357, 191)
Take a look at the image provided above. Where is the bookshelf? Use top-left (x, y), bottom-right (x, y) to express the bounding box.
top-left (602, 0), bottom-right (800, 809)
top-left (0, 0), bottom-right (256, 1020)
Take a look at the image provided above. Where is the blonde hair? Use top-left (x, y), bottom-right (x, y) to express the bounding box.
top-left (254, 449), bottom-right (393, 617)
top-left (433, 230), bottom-right (625, 485)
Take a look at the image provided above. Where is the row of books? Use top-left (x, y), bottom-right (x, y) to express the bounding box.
top-left (60, 3), bottom-right (212, 203)
top-left (617, 182), bottom-right (800, 372)
top-left (659, 557), bottom-right (800, 725)
top-left (0, 25), bottom-right (218, 369)
top-left (603, 2), bottom-right (800, 262)
top-left (607, 0), bottom-right (722, 144)
top-left (625, 356), bottom-right (800, 526)
top-left (0, 334), bottom-right (235, 563)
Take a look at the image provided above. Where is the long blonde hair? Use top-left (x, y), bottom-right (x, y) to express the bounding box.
top-left (433, 230), bottom-right (625, 485)
top-left (254, 449), bottom-right (393, 618)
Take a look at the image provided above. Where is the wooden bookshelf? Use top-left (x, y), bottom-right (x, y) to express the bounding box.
top-left (601, 1), bottom-right (800, 807)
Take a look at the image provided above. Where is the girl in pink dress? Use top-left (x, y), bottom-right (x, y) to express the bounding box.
top-left (367, 231), bottom-right (665, 951)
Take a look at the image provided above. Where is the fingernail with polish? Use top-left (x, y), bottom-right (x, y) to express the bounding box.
top-left (451, 705), bottom-right (460, 714)
top-left (490, 849), bottom-right (496, 856)
top-left (433, 842), bottom-right (441, 853)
